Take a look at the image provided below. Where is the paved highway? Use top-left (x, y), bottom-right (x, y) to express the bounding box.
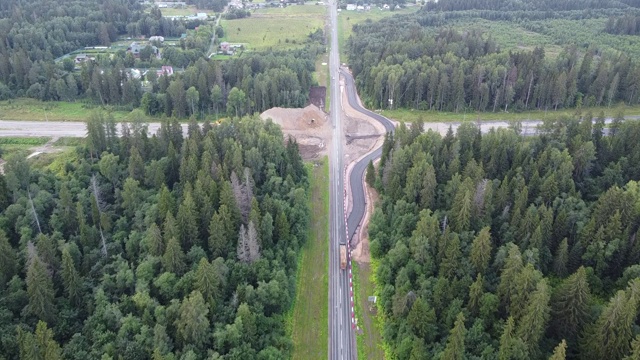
top-left (327, 0), bottom-right (355, 358)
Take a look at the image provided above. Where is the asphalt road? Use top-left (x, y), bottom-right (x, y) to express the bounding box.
top-left (327, 0), bottom-right (355, 359)
top-left (340, 69), bottom-right (394, 243)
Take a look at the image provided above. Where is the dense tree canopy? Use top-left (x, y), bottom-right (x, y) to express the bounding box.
top-left (368, 115), bottom-right (640, 359)
top-left (0, 113), bottom-right (309, 359)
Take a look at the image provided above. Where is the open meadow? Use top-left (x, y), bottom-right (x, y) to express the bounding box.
top-left (220, 4), bottom-right (326, 51)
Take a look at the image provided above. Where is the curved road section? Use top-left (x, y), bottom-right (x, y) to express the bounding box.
top-left (341, 68), bottom-right (395, 243)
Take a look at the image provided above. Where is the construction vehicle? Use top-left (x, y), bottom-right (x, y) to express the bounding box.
top-left (340, 244), bottom-right (347, 269)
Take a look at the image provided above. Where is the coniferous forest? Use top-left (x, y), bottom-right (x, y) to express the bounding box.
top-left (367, 114), bottom-right (640, 359)
top-left (347, 0), bottom-right (640, 112)
top-left (0, 114), bottom-right (309, 359)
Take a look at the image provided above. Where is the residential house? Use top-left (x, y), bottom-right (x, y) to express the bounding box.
top-left (346, 4), bottom-right (356, 10)
top-left (156, 66), bottom-right (174, 77)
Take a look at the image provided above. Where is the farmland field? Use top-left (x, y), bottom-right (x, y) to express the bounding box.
top-left (220, 5), bottom-right (326, 51)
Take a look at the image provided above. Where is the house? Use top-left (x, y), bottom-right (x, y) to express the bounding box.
top-left (156, 66), bottom-right (174, 77)
top-left (346, 4), bottom-right (356, 10)
top-left (129, 69), bottom-right (142, 79)
top-left (356, 5), bottom-right (364, 10)
top-left (220, 42), bottom-right (231, 54)
top-left (382, 3), bottom-right (390, 9)
top-left (128, 42), bottom-right (160, 58)
top-left (149, 36), bottom-right (165, 43)
top-left (196, 12), bottom-right (208, 19)
top-left (74, 54), bottom-right (95, 64)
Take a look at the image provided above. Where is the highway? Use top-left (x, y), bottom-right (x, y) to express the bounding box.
top-left (327, 0), bottom-right (354, 358)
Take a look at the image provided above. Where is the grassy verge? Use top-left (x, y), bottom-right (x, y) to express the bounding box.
top-left (0, 98), bottom-right (131, 121)
top-left (379, 104), bottom-right (640, 123)
top-left (352, 261), bottom-right (385, 359)
top-left (288, 157), bottom-right (329, 360)
top-left (314, 52), bottom-right (330, 112)
top-left (0, 137), bottom-right (50, 145)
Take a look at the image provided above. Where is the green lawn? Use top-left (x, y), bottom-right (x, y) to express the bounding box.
top-left (159, 6), bottom-right (214, 17)
top-left (353, 262), bottom-right (385, 360)
top-left (0, 99), bottom-right (131, 121)
top-left (220, 5), bottom-right (325, 51)
top-left (379, 104), bottom-right (640, 123)
top-left (338, 6), bottom-right (420, 60)
top-left (289, 158), bottom-right (329, 360)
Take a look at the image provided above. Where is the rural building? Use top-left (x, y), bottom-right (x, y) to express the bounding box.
top-left (156, 1), bottom-right (186, 7)
top-left (156, 66), bottom-right (174, 77)
top-left (149, 36), bottom-right (165, 43)
top-left (346, 4), bottom-right (356, 10)
top-left (128, 42), bottom-right (160, 58)
top-left (220, 42), bottom-right (231, 54)
top-left (74, 54), bottom-right (95, 64)
top-left (356, 5), bottom-right (364, 10)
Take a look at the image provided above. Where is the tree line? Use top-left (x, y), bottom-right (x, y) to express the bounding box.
top-left (366, 112), bottom-right (640, 359)
top-left (0, 111), bottom-right (309, 359)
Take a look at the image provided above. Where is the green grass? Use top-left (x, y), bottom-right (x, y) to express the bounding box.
top-left (352, 262), bottom-right (385, 360)
top-left (288, 157), bottom-right (329, 360)
top-left (53, 137), bottom-right (86, 147)
top-left (338, 7), bottom-right (420, 60)
top-left (379, 104), bottom-right (640, 123)
top-left (0, 137), bottom-right (50, 145)
top-left (314, 52), bottom-right (330, 112)
top-left (0, 98), bottom-right (131, 121)
top-left (220, 5), bottom-right (325, 51)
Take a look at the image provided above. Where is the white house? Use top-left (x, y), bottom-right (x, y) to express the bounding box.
top-left (346, 4), bottom-right (356, 10)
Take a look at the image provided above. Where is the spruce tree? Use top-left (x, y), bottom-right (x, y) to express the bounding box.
top-left (440, 233), bottom-right (462, 279)
top-left (581, 288), bottom-right (636, 360)
top-left (162, 237), bottom-right (185, 274)
top-left (145, 223), bottom-right (164, 256)
top-left (549, 340), bottom-right (567, 360)
top-left (176, 190), bottom-right (199, 248)
top-left (195, 258), bottom-right (217, 308)
top-left (624, 335), bottom-right (640, 360)
top-left (553, 238), bottom-right (569, 277)
top-left (17, 320), bottom-right (63, 360)
top-left (208, 211), bottom-right (227, 258)
top-left (61, 246), bottom-right (82, 304)
top-left (163, 212), bottom-right (178, 245)
top-left (470, 227), bottom-right (492, 274)
top-left (441, 312), bottom-right (467, 360)
top-left (498, 244), bottom-right (523, 310)
top-left (468, 273), bottom-right (484, 316)
top-left (26, 254), bottom-right (56, 324)
top-left (157, 185), bottom-right (174, 222)
top-left (0, 230), bottom-right (16, 286)
top-left (366, 160), bottom-right (376, 188)
top-left (516, 279), bottom-right (551, 355)
top-left (175, 291), bottom-right (210, 348)
top-left (551, 266), bottom-right (591, 342)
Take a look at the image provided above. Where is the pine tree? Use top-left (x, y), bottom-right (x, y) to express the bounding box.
top-left (61, 246), bottom-right (82, 304)
top-left (551, 266), bottom-right (591, 342)
top-left (498, 317), bottom-right (528, 360)
top-left (516, 279), bottom-right (551, 355)
top-left (26, 254), bottom-right (56, 324)
top-left (162, 237), bottom-right (185, 274)
top-left (549, 340), bottom-right (567, 360)
top-left (470, 227), bottom-right (492, 274)
top-left (441, 312), bottom-right (467, 360)
top-left (145, 223), bottom-right (164, 256)
top-left (175, 291), bottom-right (210, 348)
top-left (176, 190), bottom-right (199, 249)
top-left (452, 188), bottom-right (472, 232)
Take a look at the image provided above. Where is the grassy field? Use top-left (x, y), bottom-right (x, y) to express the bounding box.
top-left (379, 104), bottom-right (640, 123)
top-left (352, 262), bottom-right (385, 360)
top-left (0, 99), bottom-right (131, 121)
top-left (314, 52), bottom-right (330, 112)
top-left (338, 6), bottom-right (420, 59)
top-left (220, 5), bottom-right (325, 51)
top-left (288, 158), bottom-right (329, 360)
top-left (158, 6), bottom-right (213, 17)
